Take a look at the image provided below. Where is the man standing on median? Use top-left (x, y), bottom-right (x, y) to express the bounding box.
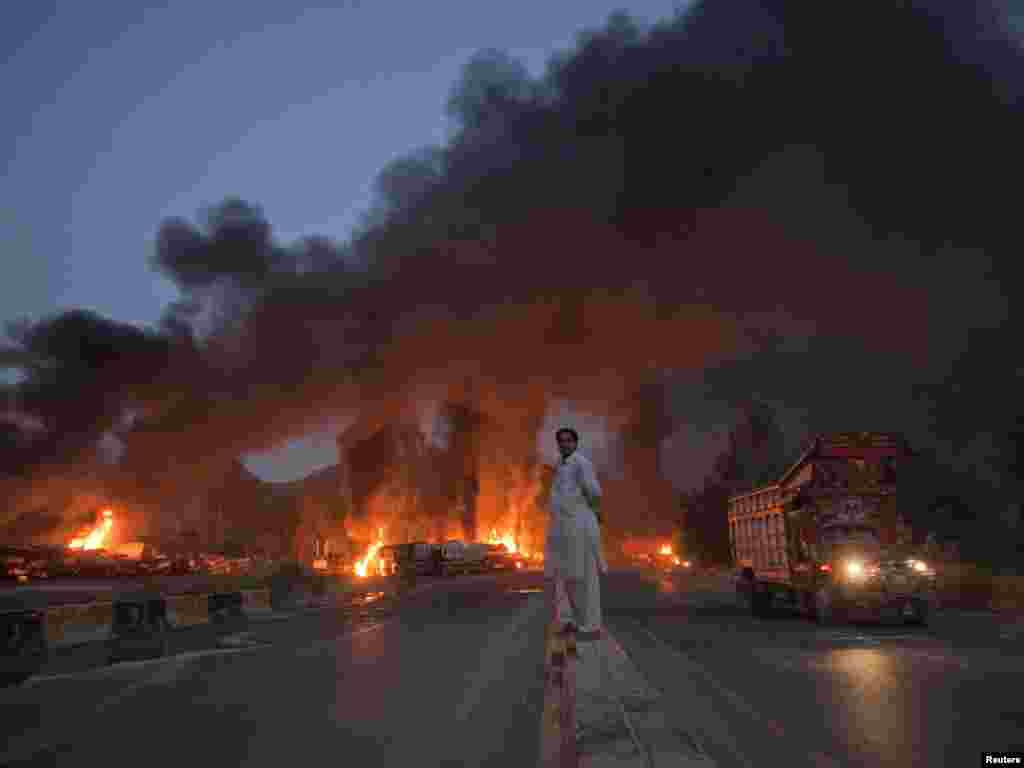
top-left (545, 427), bottom-right (608, 638)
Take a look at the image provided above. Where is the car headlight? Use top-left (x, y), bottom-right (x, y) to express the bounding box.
top-left (912, 560), bottom-right (929, 573)
top-left (845, 560), bottom-right (865, 579)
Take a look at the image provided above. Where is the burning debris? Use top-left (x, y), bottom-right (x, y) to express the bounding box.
top-left (354, 528), bottom-right (385, 578)
top-left (657, 543), bottom-right (683, 566)
top-left (67, 509), bottom-right (114, 551)
top-left (487, 528), bottom-right (530, 558)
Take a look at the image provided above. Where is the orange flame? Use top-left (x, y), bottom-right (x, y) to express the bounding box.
top-left (68, 509), bottom-right (113, 551)
top-left (488, 528), bottom-right (528, 557)
top-left (659, 544), bottom-right (673, 556)
top-left (354, 527), bottom-right (385, 578)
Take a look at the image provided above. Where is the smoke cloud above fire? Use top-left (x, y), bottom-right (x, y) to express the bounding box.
top-left (4, 0), bottom-right (1022, 534)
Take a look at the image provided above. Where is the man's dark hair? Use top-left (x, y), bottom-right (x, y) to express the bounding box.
top-left (555, 427), bottom-right (579, 443)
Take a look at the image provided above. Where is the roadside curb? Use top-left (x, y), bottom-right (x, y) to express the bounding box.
top-left (575, 629), bottom-right (714, 767)
top-left (539, 596), bottom-right (574, 768)
top-left (537, 579), bottom-right (711, 767)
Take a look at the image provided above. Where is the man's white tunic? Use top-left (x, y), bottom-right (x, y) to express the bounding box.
top-left (545, 451), bottom-right (606, 629)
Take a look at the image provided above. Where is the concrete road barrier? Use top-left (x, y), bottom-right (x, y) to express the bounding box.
top-left (208, 591), bottom-right (244, 622)
top-left (1, 609), bottom-right (48, 687)
top-left (166, 593), bottom-right (212, 628)
top-left (44, 601), bottom-right (114, 647)
top-left (991, 575), bottom-right (1024, 613)
top-left (109, 594), bottom-right (169, 663)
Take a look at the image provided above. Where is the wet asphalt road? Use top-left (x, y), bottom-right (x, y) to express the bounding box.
top-left (4, 568), bottom-right (1021, 768)
top-left (606, 570), bottom-right (1024, 768)
top-left (1, 572), bottom-right (550, 768)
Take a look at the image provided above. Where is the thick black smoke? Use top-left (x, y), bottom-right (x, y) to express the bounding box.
top-left (8, 1), bottom-right (1023, 537)
top-left (152, 0), bottom-right (1024, 521)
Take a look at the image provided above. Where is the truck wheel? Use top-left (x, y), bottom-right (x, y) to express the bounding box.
top-left (814, 588), bottom-right (841, 626)
top-left (904, 598), bottom-right (929, 627)
top-left (801, 590), bottom-right (816, 621)
top-left (735, 579), bottom-right (752, 610)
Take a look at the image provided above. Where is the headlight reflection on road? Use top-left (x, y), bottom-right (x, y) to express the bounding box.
top-left (825, 649), bottom-right (904, 743)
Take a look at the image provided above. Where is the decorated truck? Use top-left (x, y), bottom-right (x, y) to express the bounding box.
top-left (730, 432), bottom-right (936, 625)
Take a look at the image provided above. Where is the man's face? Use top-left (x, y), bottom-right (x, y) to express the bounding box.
top-left (557, 431), bottom-right (578, 459)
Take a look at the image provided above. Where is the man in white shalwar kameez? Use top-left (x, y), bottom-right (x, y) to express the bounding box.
top-left (545, 427), bottom-right (607, 637)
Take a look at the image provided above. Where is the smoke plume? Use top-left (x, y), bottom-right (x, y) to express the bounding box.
top-left (6, 0), bottom-right (1023, 537)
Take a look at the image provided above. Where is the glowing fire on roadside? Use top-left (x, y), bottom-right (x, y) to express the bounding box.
top-left (488, 529), bottom-right (527, 557)
top-left (659, 544), bottom-right (673, 556)
top-left (354, 528), bottom-right (385, 578)
top-left (68, 509), bottom-right (113, 551)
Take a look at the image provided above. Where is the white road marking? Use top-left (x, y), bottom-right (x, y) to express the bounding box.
top-left (294, 618), bottom-right (396, 657)
top-left (25, 642), bottom-right (273, 686)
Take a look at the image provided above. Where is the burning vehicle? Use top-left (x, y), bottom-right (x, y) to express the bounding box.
top-left (484, 543), bottom-right (528, 571)
top-left (395, 542), bottom-right (440, 577)
top-left (482, 530), bottom-right (531, 571)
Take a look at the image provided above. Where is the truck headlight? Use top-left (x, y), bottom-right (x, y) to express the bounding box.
top-left (845, 560), bottom-right (865, 579)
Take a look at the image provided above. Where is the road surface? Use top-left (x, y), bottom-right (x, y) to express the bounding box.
top-left (606, 569), bottom-right (1024, 768)
top-left (1, 572), bottom-right (550, 768)
top-left (4, 568), bottom-right (1022, 767)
